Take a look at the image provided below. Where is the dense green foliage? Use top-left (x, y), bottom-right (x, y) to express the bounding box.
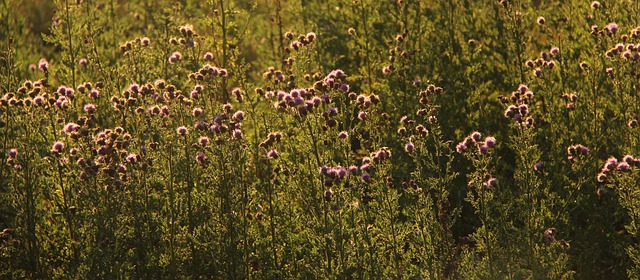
top-left (1, 0), bottom-right (640, 278)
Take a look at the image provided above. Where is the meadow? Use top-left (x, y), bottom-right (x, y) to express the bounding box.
top-left (1, 0), bottom-right (640, 278)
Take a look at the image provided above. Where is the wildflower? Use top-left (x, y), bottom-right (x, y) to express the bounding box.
top-left (471, 131), bottom-right (482, 141)
top-left (141, 37), bottom-right (150, 46)
top-left (537, 16), bottom-right (546, 25)
top-left (606, 22), bottom-right (619, 35)
top-left (267, 149), bottom-right (279, 159)
top-left (358, 111), bottom-right (367, 120)
top-left (52, 141), bottom-right (64, 153)
top-left (361, 173), bottom-right (372, 183)
top-left (84, 104), bottom-right (96, 114)
top-left (176, 126), bottom-right (188, 136)
top-left (486, 178), bottom-right (498, 187)
top-left (550, 47), bottom-right (559, 56)
top-left (338, 131), bottom-right (349, 140)
top-left (195, 153), bottom-right (207, 164)
top-left (33, 96), bottom-right (44, 106)
top-left (362, 157), bottom-right (371, 164)
top-left (596, 173), bottom-right (607, 183)
top-left (478, 144), bottom-right (489, 154)
top-left (233, 110), bottom-right (245, 121)
top-left (456, 143), bottom-right (467, 153)
top-left (622, 155), bottom-right (635, 164)
top-left (484, 137), bottom-right (497, 148)
top-left (405, 141), bottom-right (415, 153)
top-left (192, 108), bottom-right (203, 118)
top-left (348, 165), bottom-right (358, 173)
top-left (29, 64), bottom-right (37, 71)
top-left (534, 68), bottom-right (543, 77)
top-left (203, 52), bottom-right (213, 61)
top-left (340, 83), bottom-right (350, 92)
top-left (38, 58), bottom-right (48, 71)
top-left (591, 1), bottom-right (600, 9)
top-left (319, 165), bottom-right (328, 175)
top-left (233, 129), bottom-right (243, 139)
top-left (78, 58), bottom-right (88, 67)
top-left (8, 148), bottom-right (17, 158)
top-left (126, 153), bottom-right (139, 163)
top-left (63, 123), bottom-right (79, 134)
top-left (529, 161), bottom-right (543, 172)
top-left (617, 162), bottom-right (630, 171)
top-left (199, 136), bottom-right (210, 146)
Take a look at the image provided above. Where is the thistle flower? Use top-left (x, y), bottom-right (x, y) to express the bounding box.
top-left (340, 83), bottom-right (350, 92)
top-left (319, 165), bottom-right (328, 175)
top-left (52, 141), bottom-right (64, 153)
top-left (606, 22), bottom-right (618, 35)
top-left (536, 16), bottom-right (545, 25)
top-left (233, 110), bottom-right (245, 121)
top-left (361, 173), bottom-right (372, 183)
top-left (267, 149), bottom-right (279, 159)
top-left (203, 52), bottom-right (213, 61)
top-left (338, 131), bottom-right (349, 140)
top-left (177, 126), bottom-right (188, 136)
top-left (358, 111), bottom-right (367, 120)
top-left (405, 141), bottom-right (415, 153)
top-left (591, 1), bottom-right (600, 9)
top-left (348, 165), bottom-right (358, 173)
top-left (199, 136), bottom-right (210, 146)
top-left (192, 108), bottom-right (203, 118)
top-left (38, 58), bottom-right (49, 71)
top-left (78, 58), bottom-right (88, 67)
top-left (195, 153), bottom-right (207, 164)
top-left (126, 153), bottom-right (139, 163)
top-left (84, 103), bottom-right (96, 114)
top-left (141, 37), bottom-right (150, 46)
top-left (63, 123), bottom-right (79, 134)
top-left (8, 148), bottom-right (17, 158)
top-left (617, 162), bottom-right (630, 171)
top-left (233, 129), bottom-right (243, 139)
top-left (484, 137), bottom-right (497, 148)
top-left (596, 173), bottom-right (607, 183)
top-left (534, 161), bottom-right (544, 171)
top-left (456, 143), bottom-right (467, 153)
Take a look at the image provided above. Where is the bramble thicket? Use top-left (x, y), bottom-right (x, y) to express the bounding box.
top-left (1, 0), bottom-right (640, 278)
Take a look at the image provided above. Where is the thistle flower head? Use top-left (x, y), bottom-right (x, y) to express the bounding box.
top-left (177, 126), bottom-right (188, 136)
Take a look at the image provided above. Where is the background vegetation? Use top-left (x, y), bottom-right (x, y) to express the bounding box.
top-left (1, 0), bottom-right (640, 278)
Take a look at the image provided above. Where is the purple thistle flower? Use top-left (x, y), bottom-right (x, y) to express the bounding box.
top-left (8, 148), bottom-right (18, 158)
top-left (622, 155), bottom-right (635, 164)
top-left (617, 162), bottom-right (630, 171)
top-left (484, 137), bottom-right (497, 148)
top-left (177, 126), bottom-right (188, 136)
top-left (606, 22), bottom-right (619, 35)
top-left (203, 52), bottom-right (213, 61)
top-left (233, 129), bottom-right (243, 139)
top-left (126, 153), bottom-right (139, 163)
top-left (195, 153), bottom-right (207, 164)
top-left (63, 123), bottom-right (79, 134)
top-left (84, 104), bottom-right (96, 114)
top-left (534, 161), bottom-right (544, 171)
top-left (596, 173), bottom-right (607, 183)
top-left (89, 89), bottom-right (99, 99)
top-left (361, 173), bottom-right (371, 183)
top-left (518, 84), bottom-right (529, 93)
top-left (405, 141), bottom-right (415, 153)
top-left (348, 165), bottom-right (358, 173)
top-left (78, 58), bottom-right (88, 67)
top-left (199, 136), bottom-right (210, 146)
top-left (267, 149), bottom-right (279, 159)
top-left (38, 58), bottom-right (48, 71)
top-left (358, 111), bottom-right (367, 120)
top-left (192, 108), bottom-right (203, 118)
top-left (338, 131), bottom-right (349, 140)
top-left (360, 163), bottom-right (370, 171)
top-left (456, 143), bottom-right (467, 153)
top-left (233, 111), bottom-right (245, 121)
top-left (33, 96), bottom-right (44, 106)
top-left (319, 165), bottom-right (329, 175)
top-left (478, 144), bottom-right (489, 154)
top-left (52, 141), bottom-right (64, 153)
top-left (336, 166), bottom-right (347, 178)
top-left (340, 83), bottom-right (350, 92)
top-left (471, 131), bottom-right (482, 141)
top-left (141, 37), bottom-right (150, 46)
top-left (362, 157), bottom-right (371, 164)
top-left (327, 168), bottom-right (338, 178)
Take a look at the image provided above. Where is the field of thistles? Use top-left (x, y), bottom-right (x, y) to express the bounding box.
top-left (1, 0), bottom-right (640, 278)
